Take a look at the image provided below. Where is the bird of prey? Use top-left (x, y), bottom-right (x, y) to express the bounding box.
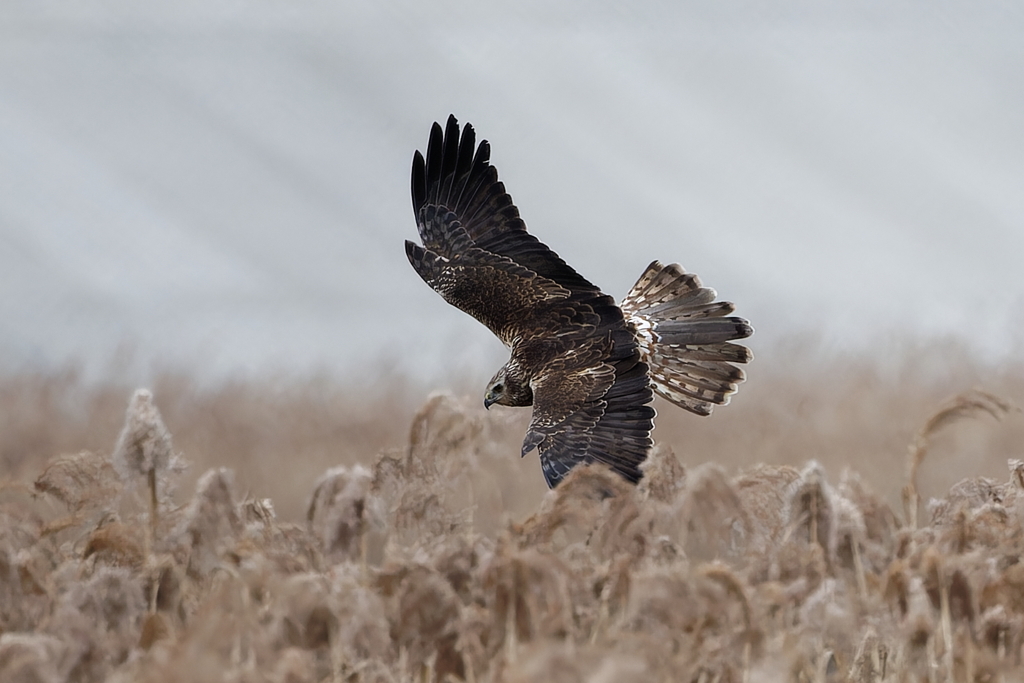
top-left (405, 116), bottom-right (752, 488)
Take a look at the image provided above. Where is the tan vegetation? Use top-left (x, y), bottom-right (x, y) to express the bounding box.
top-left (1, 339), bottom-right (1023, 682)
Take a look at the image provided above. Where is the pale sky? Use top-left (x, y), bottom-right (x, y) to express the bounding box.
top-left (2, 2), bottom-right (1022, 383)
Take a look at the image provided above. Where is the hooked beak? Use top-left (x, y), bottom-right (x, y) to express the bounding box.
top-left (484, 394), bottom-right (497, 410)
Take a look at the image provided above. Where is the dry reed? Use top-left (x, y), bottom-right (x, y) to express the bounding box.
top-left (0, 340), bottom-right (1022, 681)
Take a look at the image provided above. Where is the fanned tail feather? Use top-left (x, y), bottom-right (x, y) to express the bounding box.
top-left (621, 260), bottom-right (753, 416)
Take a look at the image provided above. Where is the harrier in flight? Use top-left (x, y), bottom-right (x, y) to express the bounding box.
top-left (406, 116), bottom-right (752, 488)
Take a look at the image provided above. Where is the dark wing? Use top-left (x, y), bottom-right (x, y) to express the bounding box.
top-left (406, 206), bottom-right (571, 344)
top-left (411, 115), bottom-right (598, 293)
top-left (522, 338), bottom-right (656, 488)
top-left (407, 116), bottom-right (628, 346)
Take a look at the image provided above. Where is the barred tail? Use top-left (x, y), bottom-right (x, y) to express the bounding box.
top-left (620, 261), bottom-right (753, 416)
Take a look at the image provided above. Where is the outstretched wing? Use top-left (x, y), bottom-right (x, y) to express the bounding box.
top-left (405, 206), bottom-right (570, 344)
top-left (411, 114), bottom-right (598, 294)
top-left (406, 116), bottom-right (630, 347)
top-left (523, 339), bottom-right (655, 488)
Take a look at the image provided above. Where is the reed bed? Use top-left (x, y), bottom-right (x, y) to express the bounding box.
top-left (1, 341), bottom-right (1022, 682)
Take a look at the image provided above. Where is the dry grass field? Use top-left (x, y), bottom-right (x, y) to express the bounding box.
top-left (1, 338), bottom-right (1023, 682)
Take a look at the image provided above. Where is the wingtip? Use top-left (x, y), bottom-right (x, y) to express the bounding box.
top-left (411, 150), bottom-right (426, 211)
top-left (521, 430), bottom-right (544, 458)
top-left (443, 114), bottom-right (459, 143)
top-left (404, 239), bottom-right (422, 263)
top-left (442, 113), bottom-right (475, 137)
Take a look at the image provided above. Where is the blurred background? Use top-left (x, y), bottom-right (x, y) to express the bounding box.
top-left (2, 2), bottom-right (1022, 517)
top-left (3, 1), bottom-right (1022, 384)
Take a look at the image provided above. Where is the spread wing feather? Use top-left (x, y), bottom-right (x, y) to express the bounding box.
top-left (412, 115), bottom-right (599, 294)
top-left (405, 206), bottom-right (570, 344)
top-left (525, 341), bottom-right (655, 488)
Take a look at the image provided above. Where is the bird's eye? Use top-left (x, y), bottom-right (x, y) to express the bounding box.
top-left (493, 383), bottom-right (503, 393)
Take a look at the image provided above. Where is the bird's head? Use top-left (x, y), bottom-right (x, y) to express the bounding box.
top-left (484, 368), bottom-right (507, 410)
top-left (484, 364), bottom-right (532, 409)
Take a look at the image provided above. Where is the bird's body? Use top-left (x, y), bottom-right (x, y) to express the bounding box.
top-left (406, 116), bottom-right (752, 488)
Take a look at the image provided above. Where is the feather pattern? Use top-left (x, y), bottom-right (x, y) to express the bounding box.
top-left (621, 261), bottom-right (753, 416)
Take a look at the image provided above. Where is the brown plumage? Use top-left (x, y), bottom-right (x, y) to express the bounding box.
top-left (405, 116), bottom-right (752, 488)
